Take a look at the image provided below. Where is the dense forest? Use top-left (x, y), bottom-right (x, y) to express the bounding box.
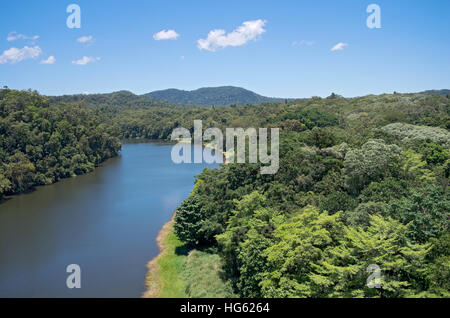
top-left (1, 87), bottom-right (449, 297)
top-left (145, 86), bottom-right (286, 106)
top-left (167, 92), bottom-right (449, 297)
top-left (0, 88), bottom-right (121, 199)
top-left (48, 90), bottom-right (180, 114)
top-left (48, 86), bottom-right (287, 111)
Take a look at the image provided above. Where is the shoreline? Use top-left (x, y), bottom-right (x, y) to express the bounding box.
top-left (142, 211), bottom-right (176, 298)
top-left (174, 138), bottom-right (232, 164)
top-left (142, 140), bottom-right (229, 298)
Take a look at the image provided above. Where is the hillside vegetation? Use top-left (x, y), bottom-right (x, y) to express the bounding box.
top-left (2, 86), bottom-right (449, 298)
top-left (48, 90), bottom-right (179, 114)
top-left (0, 88), bottom-right (121, 199)
top-left (144, 86), bottom-right (286, 106)
top-left (162, 92), bottom-right (449, 298)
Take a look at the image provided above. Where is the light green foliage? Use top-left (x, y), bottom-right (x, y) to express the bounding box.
top-left (4, 87), bottom-right (448, 298)
top-left (312, 215), bottom-right (431, 297)
top-left (401, 149), bottom-right (435, 184)
top-left (260, 206), bottom-right (344, 297)
top-left (216, 192), bottom-right (284, 296)
top-left (183, 250), bottom-right (236, 298)
top-left (344, 139), bottom-right (402, 194)
top-left (163, 92), bottom-right (449, 298)
top-left (381, 123), bottom-right (450, 148)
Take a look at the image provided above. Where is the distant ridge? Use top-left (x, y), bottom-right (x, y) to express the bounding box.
top-left (420, 89), bottom-right (450, 96)
top-left (143, 86), bottom-right (286, 106)
top-left (48, 90), bottom-right (177, 111)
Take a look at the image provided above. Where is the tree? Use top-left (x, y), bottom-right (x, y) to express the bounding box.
top-left (260, 206), bottom-right (343, 297)
top-left (311, 215), bottom-right (431, 297)
top-left (401, 149), bottom-right (435, 184)
top-left (216, 192), bottom-right (276, 285)
top-left (173, 194), bottom-right (208, 246)
top-left (386, 185), bottom-right (449, 243)
top-left (344, 139), bottom-right (402, 194)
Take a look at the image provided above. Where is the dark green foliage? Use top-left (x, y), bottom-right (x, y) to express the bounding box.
top-left (359, 177), bottom-right (408, 203)
top-left (319, 191), bottom-right (357, 215)
top-left (344, 201), bottom-right (387, 227)
top-left (418, 141), bottom-right (448, 165)
top-left (145, 86), bottom-right (286, 106)
top-left (4, 86), bottom-right (449, 297)
top-left (0, 89), bottom-right (120, 198)
top-left (173, 194), bottom-right (209, 246)
top-left (169, 91), bottom-right (449, 298)
top-left (48, 90), bottom-right (178, 113)
top-left (306, 127), bottom-right (337, 148)
top-left (281, 108), bottom-right (339, 129)
top-left (386, 185), bottom-right (449, 243)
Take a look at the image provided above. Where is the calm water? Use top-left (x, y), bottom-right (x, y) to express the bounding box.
top-left (0, 141), bottom-right (220, 297)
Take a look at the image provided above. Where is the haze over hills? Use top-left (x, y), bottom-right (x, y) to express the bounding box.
top-left (144, 86), bottom-right (287, 106)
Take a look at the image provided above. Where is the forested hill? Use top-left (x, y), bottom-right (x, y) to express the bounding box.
top-left (144, 86), bottom-right (287, 106)
top-left (0, 88), bottom-right (121, 199)
top-left (48, 90), bottom-right (179, 113)
top-left (2, 86), bottom-right (450, 297)
top-left (159, 92), bottom-right (448, 298)
top-left (421, 89), bottom-right (450, 97)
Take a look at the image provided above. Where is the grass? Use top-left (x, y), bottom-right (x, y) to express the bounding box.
top-left (183, 250), bottom-right (235, 298)
top-left (143, 219), bottom-right (235, 298)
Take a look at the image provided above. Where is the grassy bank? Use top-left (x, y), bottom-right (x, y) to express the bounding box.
top-left (143, 216), bottom-right (235, 298)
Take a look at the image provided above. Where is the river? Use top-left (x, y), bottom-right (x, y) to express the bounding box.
top-left (0, 141), bottom-right (220, 297)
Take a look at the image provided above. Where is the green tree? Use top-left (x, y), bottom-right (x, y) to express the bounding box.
top-left (344, 139), bottom-right (401, 194)
top-left (312, 215), bottom-right (431, 297)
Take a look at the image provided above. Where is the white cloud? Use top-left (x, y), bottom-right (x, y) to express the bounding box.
top-left (292, 40), bottom-right (315, 47)
top-left (7, 31), bottom-right (39, 42)
top-left (180, 55), bottom-right (185, 60)
top-left (0, 46), bottom-right (42, 64)
top-left (331, 42), bottom-right (348, 51)
top-left (71, 56), bottom-right (101, 65)
top-left (40, 56), bottom-right (56, 64)
top-left (153, 29), bottom-right (179, 40)
top-left (77, 35), bottom-right (94, 44)
top-left (197, 19), bottom-right (267, 52)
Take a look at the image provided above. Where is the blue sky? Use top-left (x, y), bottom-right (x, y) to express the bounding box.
top-left (0, 0), bottom-right (449, 97)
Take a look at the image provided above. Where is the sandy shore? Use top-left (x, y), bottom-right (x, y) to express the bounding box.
top-left (142, 211), bottom-right (176, 298)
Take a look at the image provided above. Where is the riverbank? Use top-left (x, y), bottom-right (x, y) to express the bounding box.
top-left (173, 138), bottom-right (232, 164)
top-left (143, 213), bottom-right (185, 297)
top-left (142, 141), bottom-right (232, 298)
top-left (142, 212), bottom-right (235, 298)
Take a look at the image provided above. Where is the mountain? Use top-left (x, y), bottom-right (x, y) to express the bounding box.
top-left (420, 89), bottom-right (450, 96)
top-left (143, 86), bottom-right (286, 106)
